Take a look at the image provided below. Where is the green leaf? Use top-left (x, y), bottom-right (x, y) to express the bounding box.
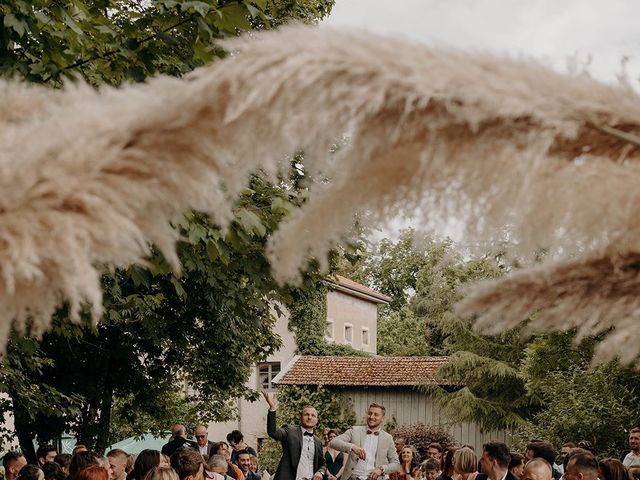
top-left (4, 13), bottom-right (27, 37)
top-left (62, 11), bottom-right (84, 36)
top-left (216, 4), bottom-right (251, 33)
top-left (206, 240), bottom-right (219, 262)
top-left (236, 208), bottom-right (266, 237)
top-left (170, 276), bottom-right (187, 299)
top-left (182, 1), bottom-right (212, 17)
top-left (249, 0), bottom-right (267, 10)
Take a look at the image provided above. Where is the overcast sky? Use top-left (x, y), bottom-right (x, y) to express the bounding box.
top-left (322, 0), bottom-right (640, 83)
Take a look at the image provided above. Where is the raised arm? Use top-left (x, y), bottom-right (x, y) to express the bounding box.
top-left (263, 391), bottom-right (287, 441)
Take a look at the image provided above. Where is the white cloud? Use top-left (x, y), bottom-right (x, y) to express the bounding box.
top-left (323, 0), bottom-right (640, 83)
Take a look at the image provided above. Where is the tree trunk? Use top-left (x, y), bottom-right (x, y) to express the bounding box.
top-left (94, 386), bottom-right (113, 454)
top-left (11, 400), bottom-right (37, 464)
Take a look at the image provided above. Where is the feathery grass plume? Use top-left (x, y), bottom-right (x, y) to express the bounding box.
top-left (216, 27), bottom-right (640, 363)
top-left (2, 25), bottom-right (640, 358)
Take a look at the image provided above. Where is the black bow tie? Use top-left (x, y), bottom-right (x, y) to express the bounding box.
top-left (304, 431), bottom-right (314, 436)
top-left (367, 430), bottom-right (380, 435)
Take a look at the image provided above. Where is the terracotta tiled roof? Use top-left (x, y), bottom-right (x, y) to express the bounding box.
top-left (274, 355), bottom-right (450, 386)
top-left (330, 275), bottom-right (392, 304)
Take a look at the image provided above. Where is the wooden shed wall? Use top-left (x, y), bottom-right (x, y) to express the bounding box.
top-left (340, 387), bottom-right (509, 451)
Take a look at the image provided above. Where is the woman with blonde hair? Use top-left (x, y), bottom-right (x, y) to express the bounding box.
top-left (452, 448), bottom-right (479, 480)
top-left (390, 445), bottom-right (421, 480)
top-left (142, 467), bottom-right (179, 480)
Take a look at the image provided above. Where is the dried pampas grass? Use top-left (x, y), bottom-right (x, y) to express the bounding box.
top-left (3, 25), bottom-right (640, 359)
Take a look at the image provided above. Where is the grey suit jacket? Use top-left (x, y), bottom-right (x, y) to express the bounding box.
top-left (329, 426), bottom-right (400, 479)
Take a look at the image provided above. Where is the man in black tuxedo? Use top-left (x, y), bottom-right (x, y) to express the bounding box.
top-left (263, 392), bottom-right (326, 480)
top-left (478, 441), bottom-right (518, 480)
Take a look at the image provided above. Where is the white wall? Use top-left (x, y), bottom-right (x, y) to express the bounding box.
top-left (207, 305), bottom-right (297, 448)
top-left (326, 290), bottom-right (378, 354)
top-left (341, 387), bottom-right (509, 452)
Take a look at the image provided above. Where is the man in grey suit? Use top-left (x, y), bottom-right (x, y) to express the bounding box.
top-left (263, 391), bottom-right (327, 480)
top-left (329, 403), bottom-right (400, 480)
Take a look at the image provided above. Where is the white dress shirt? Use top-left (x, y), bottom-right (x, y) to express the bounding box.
top-left (353, 430), bottom-right (379, 479)
top-left (296, 427), bottom-right (315, 480)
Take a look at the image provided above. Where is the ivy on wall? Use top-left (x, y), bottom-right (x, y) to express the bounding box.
top-left (287, 280), bottom-right (368, 357)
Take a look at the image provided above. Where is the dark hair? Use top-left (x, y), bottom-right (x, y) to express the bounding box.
top-left (423, 458), bottom-right (441, 471)
top-left (327, 429), bottom-right (338, 437)
top-left (170, 448), bottom-right (203, 480)
top-left (76, 466), bottom-right (108, 480)
top-left (568, 453), bottom-right (599, 477)
top-left (442, 448), bottom-right (458, 477)
top-left (3, 452), bottom-right (25, 470)
top-left (69, 452), bottom-right (101, 480)
top-left (36, 446), bottom-right (57, 462)
top-left (42, 462), bottom-right (65, 480)
top-left (73, 446), bottom-right (88, 455)
top-left (563, 448), bottom-right (589, 472)
top-left (428, 443), bottom-right (444, 453)
top-left (226, 431), bottom-right (244, 445)
top-left (526, 441), bottom-right (556, 467)
top-left (127, 450), bottom-right (160, 480)
top-left (562, 443), bottom-right (576, 449)
top-left (483, 442), bottom-right (511, 469)
top-left (17, 466), bottom-right (43, 480)
top-left (598, 459), bottom-right (627, 480)
top-left (236, 450), bottom-right (250, 458)
top-left (509, 453), bottom-right (525, 471)
top-left (577, 441), bottom-right (594, 453)
top-left (55, 454), bottom-right (72, 470)
top-left (630, 428), bottom-right (640, 435)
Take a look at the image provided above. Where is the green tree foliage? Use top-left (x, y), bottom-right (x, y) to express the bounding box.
top-left (0, 0), bottom-right (335, 454)
top-left (3, 177), bottom-right (311, 455)
top-left (348, 229), bottom-right (640, 452)
top-left (0, 0), bottom-right (334, 86)
top-left (513, 361), bottom-right (640, 457)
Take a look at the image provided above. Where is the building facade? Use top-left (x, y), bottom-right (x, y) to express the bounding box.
top-left (207, 276), bottom-right (390, 447)
top-left (273, 355), bottom-right (509, 452)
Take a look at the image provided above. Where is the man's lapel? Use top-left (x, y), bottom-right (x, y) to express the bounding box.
top-left (293, 426), bottom-right (303, 461)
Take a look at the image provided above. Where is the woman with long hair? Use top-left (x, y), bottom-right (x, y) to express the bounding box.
top-left (598, 459), bottom-right (628, 480)
top-left (390, 446), bottom-right (421, 480)
top-left (452, 448), bottom-right (479, 480)
top-left (437, 448), bottom-right (459, 480)
top-left (127, 450), bottom-right (161, 480)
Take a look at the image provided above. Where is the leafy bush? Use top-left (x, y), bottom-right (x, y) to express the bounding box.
top-left (391, 423), bottom-right (457, 458)
top-left (513, 362), bottom-right (640, 457)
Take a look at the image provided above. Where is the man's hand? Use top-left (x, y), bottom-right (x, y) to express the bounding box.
top-left (262, 391), bottom-right (277, 410)
top-left (312, 473), bottom-right (324, 480)
top-left (351, 446), bottom-right (366, 460)
top-left (367, 468), bottom-right (382, 480)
